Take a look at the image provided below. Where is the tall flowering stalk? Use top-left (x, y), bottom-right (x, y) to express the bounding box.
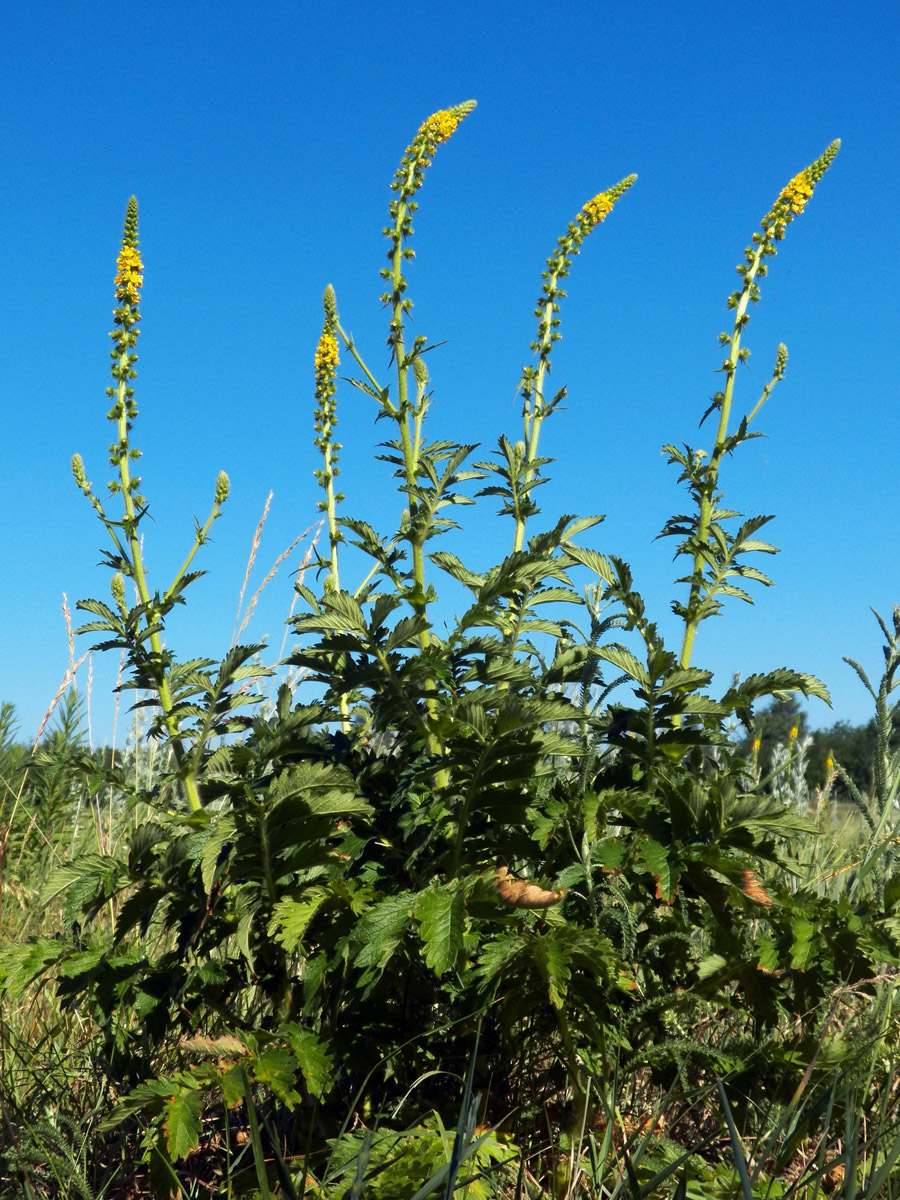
top-left (670, 141), bottom-right (840, 672)
top-left (313, 284), bottom-right (351, 731)
top-left (381, 101), bottom-right (475, 620)
top-left (314, 285), bottom-right (343, 590)
top-left (72, 198), bottom-right (230, 813)
top-left (328, 103), bottom-right (476, 630)
top-left (512, 175), bottom-right (636, 552)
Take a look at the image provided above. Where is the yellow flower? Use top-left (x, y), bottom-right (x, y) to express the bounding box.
top-left (418, 109), bottom-right (460, 146)
top-left (578, 191), bottom-right (615, 229)
top-left (778, 171), bottom-right (814, 215)
top-left (788, 725), bottom-right (799, 741)
top-left (825, 755), bottom-right (834, 773)
top-left (314, 332), bottom-right (339, 388)
top-left (115, 245), bottom-right (143, 305)
top-left (752, 737), bottom-right (761, 756)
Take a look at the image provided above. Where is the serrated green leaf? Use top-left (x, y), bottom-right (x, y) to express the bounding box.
top-left (636, 836), bottom-right (679, 902)
top-left (164, 1088), bottom-right (202, 1160)
top-left (756, 937), bottom-right (780, 974)
top-left (269, 890), bottom-right (328, 953)
top-left (416, 886), bottom-right (465, 976)
top-left (534, 930), bottom-right (573, 1009)
top-left (251, 1047), bottom-right (302, 1106)
top-left (696, 954), bottom-right (728, 981)
top-left (40, 854), bottom-right (122, 906)
top-left (200, 816), bottom-right (236, 892)
top-left (220, 1063), bottom-right (247, 1108)
top-left (790, 915), bottom-right (816, 969)
top-left (354, 893), bottom-right (414, 970)
top-left (282, 1025), bottom-right (333, 1099)
top-left (595, 646), bottom-right (648, 686)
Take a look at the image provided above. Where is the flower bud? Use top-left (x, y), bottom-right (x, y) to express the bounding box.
top-left (215, 470), bottom-right (230, 503)
top-left (323, 283), bottom-right (337, 321)
top-left (72, 454), bottom-right (89, 490)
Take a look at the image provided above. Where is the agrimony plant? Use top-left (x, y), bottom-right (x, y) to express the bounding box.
top-left (9, 104), bottom-right (881, 1200)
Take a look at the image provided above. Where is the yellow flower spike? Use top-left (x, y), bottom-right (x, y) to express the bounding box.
top-left (778, 171), bottom-right (814, 215)
top-left (789, 725), bottom-right (799, 741)
top-left (825, 755), bottom-right (834, 772)
top-left (393, 101), bottom-right (477, 205)
top-left (579, 194), bottom-right (614, 228)
top-left (752, 736), bottom-right (761, 757)
top-left (576, 175), bottom-right (637, 233)
top-left (418, 108), bottom-right (462, 146)
top-left (115, 244), bottom-right (144, 305)
top-left (314, 331), bottom-right (339, 388)
top-left (762, 139), bottom-right (840, 238)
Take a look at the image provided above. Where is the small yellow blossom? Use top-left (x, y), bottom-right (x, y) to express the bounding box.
top-left (578, 191), bottom-right (615, 229)
top-left (314, 332), bottom-right (339, 389)
top-left (825, 755), bottom-right (834, 773)
top-left (418, 109), bottom-right (460, 146)
top-left (788, 725), bottom-right (799, 741)
top-left (751, 737), bottom-right (761, 756)
top-left (115, 245), bottom-right (143, 305)
top-left (777, 171), bottom-right (814, 215)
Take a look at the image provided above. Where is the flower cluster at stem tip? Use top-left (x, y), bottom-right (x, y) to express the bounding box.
top-left (760, 139), bottom-right (840, 246)
top-left (313, 285), bottom-right (344, 516)
top-left (529, 174), bottom-right (637, 358)
top-left (417, 108), bottom-right (462, 146)
top-left (778, 171), bottom-right (815, 215)
top-left (105, 197), bottom-right (145, 500)
top-left (381, 101), bottom-right (477, 337)
top-left (389, 100), bottom-right (476, 217)
top-left (721, 141), bottom-right (839, 335)
top-left (577, 191), bottom-right (616, 229)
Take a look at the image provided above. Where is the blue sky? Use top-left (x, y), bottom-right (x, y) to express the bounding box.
top-left (1, 0), bottom-right (898, 747)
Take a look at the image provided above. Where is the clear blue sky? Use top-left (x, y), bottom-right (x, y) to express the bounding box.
top-left (1, 0), bottom-right (897, 747)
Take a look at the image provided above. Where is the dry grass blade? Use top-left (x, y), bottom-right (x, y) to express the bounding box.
top-left (32, 653), bottom-right (91, 752)
top-left (231, 489), bottom-right (273, 644)
top-left (235, 519), bottom-right (321, 644)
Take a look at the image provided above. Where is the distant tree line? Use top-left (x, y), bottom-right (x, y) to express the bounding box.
top-left (740, 695), bottom-right (883, 798)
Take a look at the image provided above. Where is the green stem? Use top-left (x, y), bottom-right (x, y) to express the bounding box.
top-left (678, 241), bottom-right (765, 671)
top-left (514, 286), bottom-right (556, 554)
top-left (114, 358), bottom-right (202, 814)
top-left (334, 320), bottom-right (396, 416)
top-left (164, 499), bottom-right (225, 607)
top-left (321, 437), bottom-right (350, 732)
top-left (389, 190), bottom-right (445, 768)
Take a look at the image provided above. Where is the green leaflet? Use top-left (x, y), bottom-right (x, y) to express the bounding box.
top-left (354, 893), bottom-right (415, 971)
top-left (415, 885), bottom-right (465, 976)
top-left (789, 915), bottom-right (816, 970)
top-left (163, 1088), bottom-right (202, 1160)
top-left (39, 852), bottom-right (123, 907)
top-left (532, 928), bottom-right (573, 1009)
top-left (268, 889), bottom-right (329, 953)
top-left (281, 1024), bottom-right (334, 1100)
top-left (251, 1047), bottom-right (303, 1106)
top-left (636, 835), bottom-right (679, 903)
